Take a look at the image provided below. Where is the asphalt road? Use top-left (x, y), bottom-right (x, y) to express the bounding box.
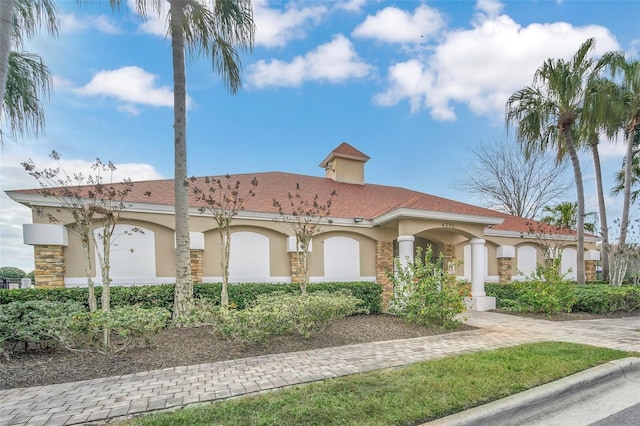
top-left (590, 402), bottom-right (640, 426)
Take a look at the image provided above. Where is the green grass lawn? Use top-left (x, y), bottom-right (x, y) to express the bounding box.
top-left (121, 342), bottom-right (635, 426)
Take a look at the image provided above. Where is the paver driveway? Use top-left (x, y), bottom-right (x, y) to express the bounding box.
top-left (1, 311), bottom-right (639, 426)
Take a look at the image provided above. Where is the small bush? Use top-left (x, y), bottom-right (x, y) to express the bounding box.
top-left (0, 300), bottom-right (86, 354)
top-left (389, 246), bottom-right (468, 329)
top-left (189, 291), bottom-right (367, 343)
top-left (55, 306), bottom-right (171, 353)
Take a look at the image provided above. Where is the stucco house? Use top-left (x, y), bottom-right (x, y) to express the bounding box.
top-left (6, 143), bottom-right (600, 311)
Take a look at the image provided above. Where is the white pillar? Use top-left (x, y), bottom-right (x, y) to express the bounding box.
top-left (470, 238), bottom-right (486, 297)
top-left (397, 236), bottom-right (415, 268)
top-left (469, 238), bottom-right (496, 311)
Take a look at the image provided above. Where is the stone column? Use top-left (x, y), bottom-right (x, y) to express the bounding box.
top-left (443, 244), bottom-right (457, 275)
top-left (190, 250), bottom-right (204, 283)
top-left (397, 235), bottom-right (415, 268)
top-left (289, 252), bottom-right (304, 284)
top-left (287, 236), bottom-right (311, 284)
top-left (376, 241), bottom-right (393, 312)
top-left (34, 245), bottom-right (66, 288)
top-left (496, 246), bottom-right (515, 283)
top-left (469, 238), bottom-right (496, 311)
top-left (23, 224), bottom-right (68, 288)
top-left (585, 250), bottom-right (601, 282)
top-left (189, 232), bottom-right (205, 283)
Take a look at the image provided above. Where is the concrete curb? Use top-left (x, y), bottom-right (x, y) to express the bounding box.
top-left (426, 357), bottom-right (640, 426)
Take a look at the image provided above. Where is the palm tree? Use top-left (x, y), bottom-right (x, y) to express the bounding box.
top-left (3, 51), bottom-right (51, 139)
top-left (611, 149), bottom-right (639, 205)
top-left (506, 38), bottom-right (605, 285)
top-left (105, 0), bottom-right (254, 320)
top-left (0, 0), bottom-right (57, 141)
top-left (607, 56), bottom-right (640, 252)
top-left (540, 201), bottom-right (596, 232)
top-left (580, 69), bottom-right (627, 282)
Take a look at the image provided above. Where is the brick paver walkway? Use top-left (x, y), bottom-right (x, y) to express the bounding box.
top-left (1, 311), bottom-right (639, 425)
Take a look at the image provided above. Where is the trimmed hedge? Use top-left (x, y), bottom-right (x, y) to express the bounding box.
top-left (572, 285), bottom-right (640, 314)
top-left (0, 281), bottom-right (382, 314)
top-left (486, 283), bottom-right (640, 314)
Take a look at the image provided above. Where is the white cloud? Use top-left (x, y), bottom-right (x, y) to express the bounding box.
top-left (0, 148), bottom-right (164, 273)
top-left (352, 4), bottom-right (445, 44)
top-left (60, 13), bottom-right (122, 34)
top-left (247, 34), bottom-right (372, 88)
top-left (75, 66), bottom-right (189, 109)
top-left (334, 0), bottom-right (367, 13)
top-left (254, 0), bottom-right (328, 48)
top-left (127, 0), bottom-right (328, 47)
top-left (374, 1), bottom-right (620, 121)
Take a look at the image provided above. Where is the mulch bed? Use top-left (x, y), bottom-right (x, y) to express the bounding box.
top-left (3, 310), bottom-right (638, 391)
top-left (0, 314), bottom-right (474, 390)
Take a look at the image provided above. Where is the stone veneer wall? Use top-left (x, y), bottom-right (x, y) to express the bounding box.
top-left (289, 252), bottom-right (304, 284)
top-left (498, 258), bottom-right (512, 283)
top-left (585, 260), bottom-right (597, 282)
top-left (443, 244), bottom-right (456, 275)
top-left (376, 241), bottom-right (393, 311)
top-left (34, 245), bottom-right (65, 288)
top-left (190, 250), bottom-right (204, 283)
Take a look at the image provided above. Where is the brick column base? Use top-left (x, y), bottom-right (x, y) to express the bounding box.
top-left (190, 250), bottom-right (204, 283)
top-left (34, 245), bottom-right (65, 288)
top-left (376, 241), bottom-right (393, 312)
top-left (585, 260), bottom-right (597, 282)
top-left (498, 258), bottom-right (512, 283)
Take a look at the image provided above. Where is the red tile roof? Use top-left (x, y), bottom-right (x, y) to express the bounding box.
top-left (11, 171), bottom-right (580, 235)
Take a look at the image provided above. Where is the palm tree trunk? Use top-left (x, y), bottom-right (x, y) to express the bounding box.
top-left (563, 128), bottom-right (586, 284)
top-left (619, 117), bottom-right (638, 249)
top-left (0, 0), bottom-right (15, 124)
top-left (170, 0), bottom-right (193, 321)
top-left (591, 142), bottom-right (610, 281)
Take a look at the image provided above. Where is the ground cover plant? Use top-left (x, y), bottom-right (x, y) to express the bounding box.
top-left (119, 342), bottom-right (634, 426)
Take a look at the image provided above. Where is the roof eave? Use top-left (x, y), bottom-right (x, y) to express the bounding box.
top-left (371, 207), bottom-right (505, 227)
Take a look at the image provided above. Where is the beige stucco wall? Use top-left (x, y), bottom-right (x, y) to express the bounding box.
top-left (326, 157), bottom-right (365, 185)
top-left (30, 205), bottom-right (600, 283)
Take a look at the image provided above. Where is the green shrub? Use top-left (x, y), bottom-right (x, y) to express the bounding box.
top-left (486, 283), bottom-right (520, 307)
top-left (189, 291), bottom-right (367, 343)
top-left (511, 279), bottom-right (576, 315)
top-left (572, 285), bottom-right (640, 314)
top-left (0, 300), bottom-right (86, 353)
top-left (55, 306), bottom-right (171, 353)
top-left (1, 282), bottom-right (383, 314)
top-left (389, 246), bottom-right (468, 329)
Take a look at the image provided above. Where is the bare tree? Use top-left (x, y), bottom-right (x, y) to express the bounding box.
top-left (458, 140), bottom-right (572, 219)
top-left (273, 190), bottom-right (337, 294)
top-left (22, 151), bottom-right (144, 346)
top-left (191, 174), bottom-right (258, 308)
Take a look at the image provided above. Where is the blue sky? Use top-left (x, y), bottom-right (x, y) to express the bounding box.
top-left (1, 0), bottom-right (639, 272)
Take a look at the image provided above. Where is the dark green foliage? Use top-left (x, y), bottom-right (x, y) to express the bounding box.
top-left (0, 282), bottom-right (382, 314)
top-left (487, 282), bottom-right (640, 314)
top-left (0, 300), bottom-right (86, 352)
top-left (572, 285), bottom-right (640, 314)
top-left (0, 266), bottom-right (28, 279)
